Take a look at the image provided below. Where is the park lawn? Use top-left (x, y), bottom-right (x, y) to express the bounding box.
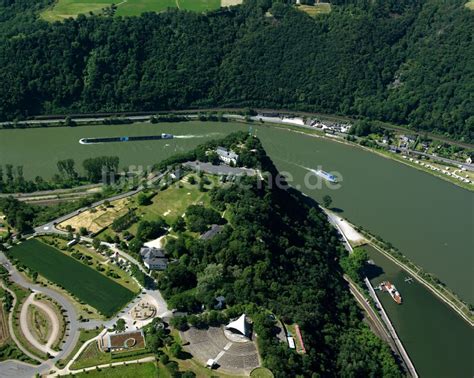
top-left (56, 327), bottom-right (103, 369)
top-left (250, 367), bottom-right (274, 378)
top-left (126, 174), bottom-right (217, 234)
top-left (8, 239), bottom-right (135, 317)
top-left (71, 340), bottom-right (151, 370)
top-left (75, 362), bottom-right (159, 377)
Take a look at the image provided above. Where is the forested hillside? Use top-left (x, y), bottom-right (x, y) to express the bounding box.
top-left (156, 132), bottom-right (401, 376)
top-left (0, 0), bottom-right (472, 141)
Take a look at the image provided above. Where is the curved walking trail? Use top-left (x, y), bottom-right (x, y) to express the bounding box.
top-left (20, 293), bottom-right (60, 356)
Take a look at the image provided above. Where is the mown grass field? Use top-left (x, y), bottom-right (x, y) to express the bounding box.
top-left (75, 362), bottom-right (159, 377)
top-left (41, 0), bottom-right (221, 22)
top-left (9, 239), bottom-right (134, 317)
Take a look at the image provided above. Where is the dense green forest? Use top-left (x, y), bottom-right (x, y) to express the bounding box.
top-left (0, 0), bottom-right (472, 141)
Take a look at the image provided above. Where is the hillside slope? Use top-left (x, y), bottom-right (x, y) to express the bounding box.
top-left (0, 0), bottom-right (472, 141)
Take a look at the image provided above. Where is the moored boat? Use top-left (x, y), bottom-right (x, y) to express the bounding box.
top-left (378, 281), bottom-right (402, 304)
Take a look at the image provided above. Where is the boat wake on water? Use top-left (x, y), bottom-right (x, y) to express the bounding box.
top-left (174, 133), bottom-right (222, 139)
top-left (298, 165), bottom-right (339, 183)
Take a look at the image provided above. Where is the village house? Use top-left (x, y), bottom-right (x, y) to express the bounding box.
top-left (140, 247), bottom-right (168, 270)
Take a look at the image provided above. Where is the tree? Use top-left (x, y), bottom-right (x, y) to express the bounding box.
top-left (92, 238), bottom-right (101, 250)
top-left (322, 195), bottom-right (332, 208)
top-left (137, 193), bottom-right (151, 206)
top-left (172, 217), bottom-right (186, 233)
top-left (79, 227), bottom-right (88, 236)
top-left (169, 316), bottom-right (188, 331)
top-left (114, 318), bottom-right (126, 332)
top-left (170, 342), bottom-right (183, 358)
top-left (188, 176), bottom-right (196, 185)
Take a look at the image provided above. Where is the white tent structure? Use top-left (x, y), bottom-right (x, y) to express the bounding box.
top-left (225, 314), bottom-right (249, 337)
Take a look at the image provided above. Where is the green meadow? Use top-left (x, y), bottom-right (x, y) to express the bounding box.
top-left (41, 0), bottom-right (221, 22)
top-left (9, 239), bottom-right (134, 317)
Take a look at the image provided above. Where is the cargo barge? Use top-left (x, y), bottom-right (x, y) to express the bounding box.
top-left (79, 133), bottom-right (173, 144)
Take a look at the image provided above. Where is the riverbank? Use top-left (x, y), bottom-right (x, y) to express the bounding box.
top-left (335, 219), bottom-right (474, 326)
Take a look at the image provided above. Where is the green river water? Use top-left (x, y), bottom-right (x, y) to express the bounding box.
top-left (1, 121), bottom-right (473, 375)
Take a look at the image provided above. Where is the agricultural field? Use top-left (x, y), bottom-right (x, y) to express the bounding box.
top-left (41, 0), bottom-right (222, 22)
top-left (58, 197), bottom-right (131, 235)
top-left (8, 239), bottom-right (135, 317)
top-left (297, 3), bottom-right (331, 17)
top-left (39, 236), bottom-right (140, 294)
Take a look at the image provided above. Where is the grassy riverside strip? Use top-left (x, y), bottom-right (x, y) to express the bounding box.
top-left (8, 239), bottom-right (135, 317)
top-left (353, 226), bottom-right (474, 326)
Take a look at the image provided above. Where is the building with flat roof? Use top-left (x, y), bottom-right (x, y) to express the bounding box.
top-left (99, 330), bottom-right (145, 352)
top-left (216, 147), bottom-right (239, 165)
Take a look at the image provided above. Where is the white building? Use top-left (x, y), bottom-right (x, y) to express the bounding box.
top-left (216, 147), bottom-right (239, 165)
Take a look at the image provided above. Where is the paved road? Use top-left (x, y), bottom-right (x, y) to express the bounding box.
top-left (0, 184), bottom-right (102, 199)
top-left (20, 293), bottom-right (59, 356)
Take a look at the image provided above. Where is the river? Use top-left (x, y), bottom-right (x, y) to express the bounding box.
top-left (1, 121), bottom-right (473, 375)
top-left (364, 245), bottom-right (474, 377)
